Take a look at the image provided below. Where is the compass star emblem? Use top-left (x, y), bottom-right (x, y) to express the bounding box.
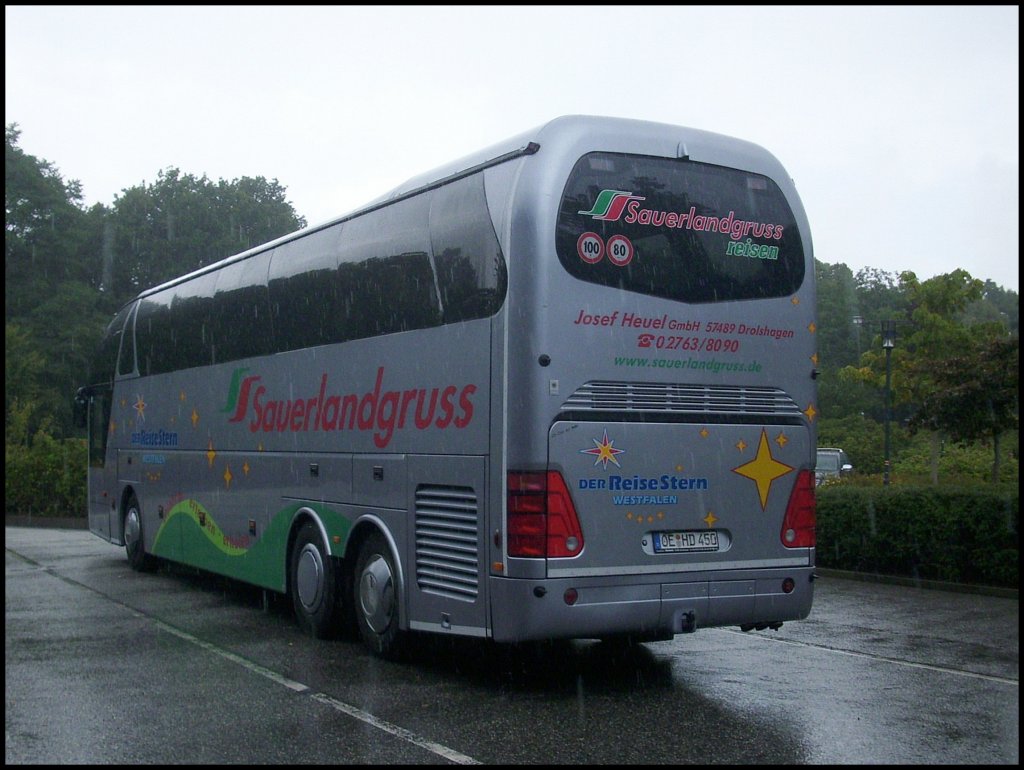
top-left (580, 429), bottom-right (625, 469)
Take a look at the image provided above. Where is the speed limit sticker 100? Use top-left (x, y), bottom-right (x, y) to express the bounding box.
top-left (576, 232), bottom-right (634, 267)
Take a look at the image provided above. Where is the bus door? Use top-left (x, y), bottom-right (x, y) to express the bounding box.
top-left (83, 384), bottom-right (117, 542)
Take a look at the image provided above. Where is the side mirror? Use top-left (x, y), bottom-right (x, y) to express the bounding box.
top-left (73, 387), bottom-right (90, 429)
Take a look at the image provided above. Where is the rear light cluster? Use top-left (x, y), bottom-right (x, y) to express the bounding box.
top-left (507, 471), bottom-right (584, 558)
top-left (781, 469), bottom-right (816, 548)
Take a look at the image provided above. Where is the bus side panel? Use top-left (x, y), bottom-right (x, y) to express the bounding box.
top-left (107, 319), bottom-right (494, 596)
top-left (404, 454), bottom-right (488, 638)
top-left (140, 450), bottom-right (355, 594)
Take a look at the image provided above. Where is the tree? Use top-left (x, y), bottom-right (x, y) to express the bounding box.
top-left (815, 260), bottom-right (860, 368)
top-left (814, 261), bottom-right (880, 419)
top-left (5, 123), bottom-right (99, 319)
top-left (5, 126), bottom-right (108, 437)
top-left (852, 267), bottom-right (910, 331)
top-left (5, 125), bottom-right (307, 438)
top-left (106, 168), bottom-right (306, 306)
top-left (839, 269), bottom-right (1002, 483)
top-left (963, 280), bottom-right (1019, 334)
top-left (5, 323), bottom-right (46, 434)
top-left (23, 282), bottom-right (111, 431)
top-left (910, 336), bottom-right (1019, 482)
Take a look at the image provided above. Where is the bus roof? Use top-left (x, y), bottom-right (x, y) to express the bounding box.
top-left (131, 115), bottom-right (795, 304)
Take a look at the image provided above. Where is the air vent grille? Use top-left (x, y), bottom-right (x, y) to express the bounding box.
top-left (414, 485), bottom-right (479, 601)
top-left (562, 381), bottom-right (802, 417)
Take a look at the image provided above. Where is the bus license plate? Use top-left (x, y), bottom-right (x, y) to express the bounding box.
top-left (653, 530), bottom-right (720, 553)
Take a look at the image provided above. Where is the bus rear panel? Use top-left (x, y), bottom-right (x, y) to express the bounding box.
top-left (492, 120), bottom-right (816, 642)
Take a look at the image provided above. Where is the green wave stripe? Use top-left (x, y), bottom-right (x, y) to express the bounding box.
top-left (158, 499), bottom-right (248, 556)
top-left (152, 499), bottom-right (352, 593)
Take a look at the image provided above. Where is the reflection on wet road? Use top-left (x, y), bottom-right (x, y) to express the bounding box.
top-left (6, 527), bottom-right (1018, 764)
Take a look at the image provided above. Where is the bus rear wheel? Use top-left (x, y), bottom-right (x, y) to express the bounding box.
top-left (354, 531), bottom-right (405, 659)
top-left (290, 521), bottom-right (341, 638)
top-left (124, 494), bottom-right (156, 572)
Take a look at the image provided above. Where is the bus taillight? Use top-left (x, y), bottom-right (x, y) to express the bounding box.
top-left (507, 471), bottom-right (585, 558)
top-left (781, 469), bottom-right (816, 548)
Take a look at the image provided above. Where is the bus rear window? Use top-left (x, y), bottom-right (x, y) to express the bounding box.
top-left (556, 152), bottom-right (805, 303)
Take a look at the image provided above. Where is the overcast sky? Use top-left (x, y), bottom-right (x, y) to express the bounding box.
top-left (5, 5), bottom-right (1020, 292)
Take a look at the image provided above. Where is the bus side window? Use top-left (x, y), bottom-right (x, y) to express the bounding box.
top-left (170, 271), bottom-right (218, 368)
top-left (338, 196), bottom-right (440, 341)
top-left (136, 293), bottom-right (173, 377)
top-left (116, 302), bottom-right (139, 377)
top-left (268, 228), bottom-right (345, 353)
top-left (213, 251), bottom-right (275, 362)
top-left (429, 174), bottom-right (507, 322)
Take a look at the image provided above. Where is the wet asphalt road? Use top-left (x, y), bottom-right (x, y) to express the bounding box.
top-left (5, 526), bottom-right (1018, 764)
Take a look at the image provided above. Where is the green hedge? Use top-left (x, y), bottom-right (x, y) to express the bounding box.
top-left (815, 485), bottom-right (1019, 588)
top-left (5, 434), bottom-right (87, 518)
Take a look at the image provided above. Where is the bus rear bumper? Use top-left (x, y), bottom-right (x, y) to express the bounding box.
top-left (488, 567), bottom-right (815, 643)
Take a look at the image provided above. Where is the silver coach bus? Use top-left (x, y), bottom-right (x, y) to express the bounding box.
top-left (76, 115), bottom-right (818, 658)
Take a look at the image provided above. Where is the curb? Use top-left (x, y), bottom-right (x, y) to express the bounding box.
top-left (5, 515), bottom-right (89, 530)
top-left (815, 567), bottom-right (1018, 600)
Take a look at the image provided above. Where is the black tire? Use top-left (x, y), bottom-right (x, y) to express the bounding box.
top-left (124, 493), bottom-right (156, 572)
top-left (290, 520), bottom-right (341, 638)
top-left (354, 531), bottom-right (405, 659)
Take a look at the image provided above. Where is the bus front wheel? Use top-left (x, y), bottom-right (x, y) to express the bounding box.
top-left (290, 521), bottom-right (341, 638)
top-left (354, 532), bottom-right (405, 659)
top-left (124, 494), bottom-right (156, 572)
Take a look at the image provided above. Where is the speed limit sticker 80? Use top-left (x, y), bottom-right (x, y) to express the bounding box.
top-left (576, 232), bottom-right (634, 267)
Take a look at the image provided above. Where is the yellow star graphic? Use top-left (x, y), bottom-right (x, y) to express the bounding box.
top-left (134, 395), bottom-right (146, 422)
top-left (732, 428), bottom-right (794, 510)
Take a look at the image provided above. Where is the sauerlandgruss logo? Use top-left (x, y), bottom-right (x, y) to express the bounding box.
top-left (579, 189), bottom-right (785, 241)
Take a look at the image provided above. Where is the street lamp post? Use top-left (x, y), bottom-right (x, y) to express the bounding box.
top-left (881, 320), bottom-right (896, 485)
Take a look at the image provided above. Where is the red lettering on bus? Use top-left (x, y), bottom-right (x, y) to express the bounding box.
top-left (233, 367), bottom-right (476, 448)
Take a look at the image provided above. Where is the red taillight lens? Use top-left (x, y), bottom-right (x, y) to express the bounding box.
top-left (507, 471), bottom-right (584, 558)
top-left (507, 471), bottom-right (546, 557)
top-left (781, 469), bottom-right (816, 548)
